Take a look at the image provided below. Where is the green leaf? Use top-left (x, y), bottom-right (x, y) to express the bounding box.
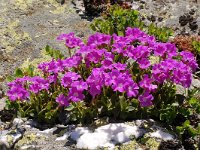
top-left (15, 68), bottom-right (24, 77)
top-left (45, 45), bottom-right (50, 53)
top-left (119, 95), bottom-right (127, 111)
top-left (6, 75), bottom-right (15, 82)
top-left (176, 126), bottom-right (184, 134)
top-left (46, 101), bottom-right (53, 111)
top-left (30, 112), bottom-right (34, 117)
top-left (45, 45), bottom-right (64, 59)
top-left (128, 106), bottom-right (136, 112)
top-left (65, 104), bottom-right (74, 111)
top-left (188, 126), bottom-right (197, 137)
top-left (27, 65), bottom-right (35, 76)
top-left (183, 120), bottom-right (190, 128)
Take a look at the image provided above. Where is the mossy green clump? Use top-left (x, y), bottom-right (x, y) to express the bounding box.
top-left (114, 140), bottom-right (141, 150)
top-left (14, 0), bottom-right (33, 10)
top-left (20, 48), bottom-right (52, 73)
top-left (46, 0), bottom-right (74, 14)
top-left (0, 19), bottom-right (32, 53)
top-left (6, 135), bottom-right (14, 146)
top-left (140, 136), bottom-right (160, 149)
top-left (15, 133), bottom-right (46, 149)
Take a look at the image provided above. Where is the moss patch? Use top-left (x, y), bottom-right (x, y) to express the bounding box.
top-left (15, 133), bottom-right (46, 149)
top-left (140, 136), bottom-right (160, 149)
top-left (115, 140), bottom-right (141, 150)
top-left (0, 19), bottom-right (32, 53)
top-left (14, 0), bottom-right (33, 10)
top-left (20, 48), bottom-right (52, 72)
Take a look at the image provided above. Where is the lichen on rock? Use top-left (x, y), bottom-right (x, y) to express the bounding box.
top-left (15, 132), bottom-right (46, 149)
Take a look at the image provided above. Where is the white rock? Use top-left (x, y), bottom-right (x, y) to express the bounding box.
top-left (20, 145), bottom-right (36, 150)
top-left (0, 136), bottom-right (7, 145)
top-left (76, 132), bottom-right (111, 150)
top-left (13, 133), bottom-right (22, 142)
top-left (113, 132), bottom-right (130, 143)
top-left (39, 127), bottom-right (57, 134)
top-left (55, 133), bottom-right (69, 141)
top-left (73, 123), bottom-right (145, 150)
top-left (13, 118), bottom-right (24, 126)
top-left (149, 130), bottom-right (174, 141)
top-left (22, 125), bottom-right (31, 129)
top-left (131, 2), bottom-right (139, 10)
top-left (70, 127), bottom-right (90, 141)
top-left (0, 132), bottom-right (22, 148)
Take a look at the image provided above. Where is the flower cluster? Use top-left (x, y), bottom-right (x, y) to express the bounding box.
top-left (7, 76), bottom-right (49, 101)
top-left (6, 28), bottom-right (198, 108)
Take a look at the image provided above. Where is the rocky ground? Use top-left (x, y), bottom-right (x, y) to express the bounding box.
top-left (0, 0), bottom-right (200, 149)
top-left (132, 0), bottom-right (200, 36)
top-left (0, 118), bottom-right (186, 150)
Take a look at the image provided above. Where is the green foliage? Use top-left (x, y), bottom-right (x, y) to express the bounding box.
top-left (45, 45), bottom-right (64, 59)
top-left (175, 89), bottom-right (200, 139)
top-left (90, 5), bottom-right (173, 42)
top-left (5, 66), bottom-right (61, 124)
top-left (90, 5), bottom-right (143, 36)
top-left (147, 23), bottom-right (173, 42)
top-left (192, 40), bottom-right (200, 54)
top-left (176, 120), bottom-right (200, 138)
top-left (6, 92), bottom-right (60, 124)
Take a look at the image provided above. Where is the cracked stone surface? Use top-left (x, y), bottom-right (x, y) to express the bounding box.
top-left (0, 0), bottom-right (93, 92)
top-left (0, 118), bottom-right (184, 150)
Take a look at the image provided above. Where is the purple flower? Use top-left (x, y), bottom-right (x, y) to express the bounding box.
top-left (101, 52), bottom-right (114, 69)
top-left (139, 74), bottom-right (157, 92)
top-left (137, 58), bottom-right (151, 69)
top-left (180, 51), bottom-right (198, 71)
top-left (76, 45), bottom-right (95, 55)
top-left (38, 60), bottom-right (62, 73)
top-left (7, 76), bottom-right (29, 88)
top-left (153, 43), bottom-right (167, 57)
top-left (88, 83), bottom-right (102, 98)
top-left (126, 27), bottom-right (146, 39)
top-left (68, 87), bottom-right (85, 102)
top-left (105, 69), bottom-right (120, 86)
top-left (48, 73), bottom-right (58, 83)
top-left (112, 42), bottom-right (128, 55)
top-left (165, 43), bottom-right (178, 58)
top-left (125, 82), bottom-right (139, 98)
top-left (138, 92), bottom-right (154, 107)
top-left (86, 51), bottom-right (102, 63)
top-left (112, 63), bottom-right (127, 71)
top-left (38, 62), bottom-right (49, 73)
top-left (29, 76), bottom-right (50, 94)
top-left (61, 72), bottom-right (81, 87)
top-left (86, 68), bottom-right (105, 97)
top-left (170, 63), bottom-right (192, 88)
top-left (57, 32), bottom-right (84, 48)
top-left (125, 27), bottom-right (155, 44)
top-left (130, 45), bottom-right (150, 60)
top-left (71, 80), bottom-right (88, 91)
top-left (87, 33), bottom-right (111, 47)
top-left (7, 85), bottom-right (30, 101)
top-left (56, 94), bottom-right (70, 106)
top-left (101, 59), bottom-right (113, 69)
top-left (152, 58), bottom-right (193, 88)
top-left (62, 55), bottom-right (82, 68)
top-left (112, 77), bottom-right (127, 92)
